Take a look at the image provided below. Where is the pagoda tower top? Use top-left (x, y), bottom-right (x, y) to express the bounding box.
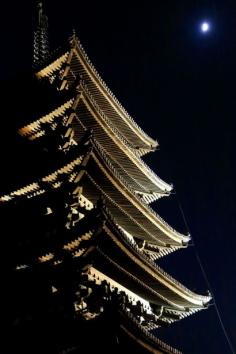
top-left (33, 1), bottom-right (50, 67)
top-left (37, 2), bottom-right (45, 26)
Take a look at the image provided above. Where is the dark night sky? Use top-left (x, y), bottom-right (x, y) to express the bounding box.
top-left (0, 1), bottom-right (235, 353)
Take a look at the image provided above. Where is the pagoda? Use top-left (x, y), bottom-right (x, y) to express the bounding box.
top-left (0, 2), bottom-right (211, 353)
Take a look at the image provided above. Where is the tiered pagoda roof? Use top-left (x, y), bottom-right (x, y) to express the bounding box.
top-left (36, 35), bottom-right (158, 155)
top-left (1, 7), bottom-right (211, 353)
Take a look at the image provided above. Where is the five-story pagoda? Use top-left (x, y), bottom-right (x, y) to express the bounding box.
top-left (0, 2), bottom-right (211, 353)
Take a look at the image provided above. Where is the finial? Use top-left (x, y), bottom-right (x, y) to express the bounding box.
top-left (33, 0), bottom-right (50, 67)
top-left (37, 1), bottom-right (43, 26)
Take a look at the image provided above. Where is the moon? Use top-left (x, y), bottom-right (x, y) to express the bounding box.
top-left (201, 22), bottom-right (210, 33)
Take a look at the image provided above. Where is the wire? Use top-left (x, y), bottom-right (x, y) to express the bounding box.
top-left (174, 190), bottom-right (235, 354)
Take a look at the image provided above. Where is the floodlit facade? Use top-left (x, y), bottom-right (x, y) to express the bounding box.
top-left (0, 3), bottom-right (211, 353)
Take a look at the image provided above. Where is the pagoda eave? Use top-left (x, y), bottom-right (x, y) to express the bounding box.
top-left (79, 147), bottom-right (189, 247)
top-left (36, 39), bottom-right (159, 153)
top-left (18, 94), bottom-right (172, 199)
top-left (92, 218), bottom-right (211, 308)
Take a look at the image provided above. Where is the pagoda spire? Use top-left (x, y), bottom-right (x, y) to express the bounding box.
top-left (33, 1), bottom-right (50, 67)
